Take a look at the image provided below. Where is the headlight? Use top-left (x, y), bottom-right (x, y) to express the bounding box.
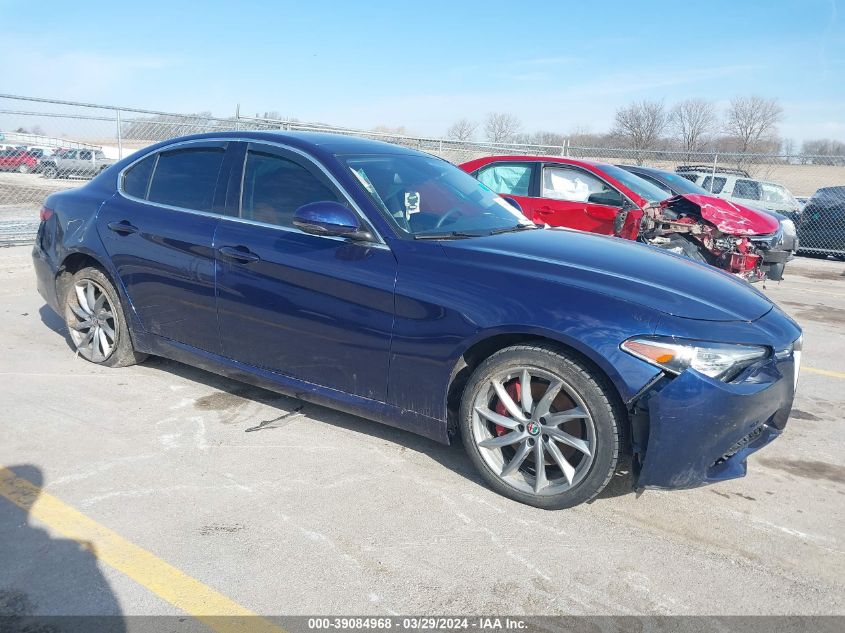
top-left (780, 219), bottom-right (796, 238)
top-left (621, 336), bottom-right (769, 381)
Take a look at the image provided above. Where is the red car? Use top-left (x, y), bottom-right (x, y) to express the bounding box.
top-left (459, 156), bottom-right (780, 281)
top-left (0, 149), bottom-right (39, 174)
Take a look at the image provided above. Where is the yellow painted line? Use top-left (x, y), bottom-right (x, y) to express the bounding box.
top-left (803, 366), bottom-right (845, 380)
top-left (0, 467), bottom-right (285, 633)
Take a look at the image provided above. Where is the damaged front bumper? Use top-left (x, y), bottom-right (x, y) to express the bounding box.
top-left (628, 318), bottom-right (801, 490)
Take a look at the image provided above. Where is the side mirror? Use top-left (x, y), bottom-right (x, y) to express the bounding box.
top-left (500, 196), bottom-right (523, 212)
top-left (293, 201), bottom-right (372, 240)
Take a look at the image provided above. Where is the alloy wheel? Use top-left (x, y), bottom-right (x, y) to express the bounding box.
top-left (471, 366), bottom-right (596, 496)
top-left (65, 279), bottom-right (117, 362)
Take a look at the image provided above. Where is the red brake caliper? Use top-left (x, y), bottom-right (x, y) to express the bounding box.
top-left (493, 379), bottom-right (521, 436)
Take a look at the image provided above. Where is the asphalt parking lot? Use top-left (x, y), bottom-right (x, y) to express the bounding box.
top-left (0, 245), bottom-right (843, 619)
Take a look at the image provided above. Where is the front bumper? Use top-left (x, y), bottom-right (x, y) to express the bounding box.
top-left (632, 338), bottom-right (798, 490)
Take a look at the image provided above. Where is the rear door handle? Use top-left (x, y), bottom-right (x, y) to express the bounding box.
top-left (218, 245), bottom-right (261, 264)
top-left (107, 220), bottom-right (139, 235)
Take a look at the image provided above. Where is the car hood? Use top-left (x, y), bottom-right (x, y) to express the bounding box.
top-left (441, 228), bottom-right (774, 322)
top-left (663, 194), bottom-right (780, 235)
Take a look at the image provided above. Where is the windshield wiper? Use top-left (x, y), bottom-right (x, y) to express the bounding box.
top-left (488, 223), bottom-right (539, 235)
top-left (413, 231), bottom-right (481, 240)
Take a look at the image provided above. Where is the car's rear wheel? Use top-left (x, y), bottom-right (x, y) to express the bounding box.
top-left (18, 164), bottom-right (30, 174)
top-left (459, 345), bottom-right (621, 509)
top-left (63, 267), bottom-right (146, 367)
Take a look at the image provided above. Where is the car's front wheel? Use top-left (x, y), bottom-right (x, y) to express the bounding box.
top-left (63, 267), bottom-right (146, 367)
top-left (18, 164), bottom-right (31, 174)
top-left (460, 345), bottom-right (621, 509)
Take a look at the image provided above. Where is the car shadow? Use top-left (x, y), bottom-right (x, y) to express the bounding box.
top-left (38, 304), bottom-right (75, 352)
top-left (144, 356), bottom-right (638, 504)
top-left (142, 356), bottom-right (486, 489)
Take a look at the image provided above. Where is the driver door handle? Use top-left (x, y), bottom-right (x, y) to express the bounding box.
top-left (218, 245), bottom-right (261, 264)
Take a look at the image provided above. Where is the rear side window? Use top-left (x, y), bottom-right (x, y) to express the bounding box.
top-left (477, 163), bottom-right (533, 196)
top-left (147, 147), bottom-right (225, 211)
top-left (701, 176), bottom-right (727, 194)
top-left (733, 179), bottom-right (762, 200)
top-left (122, 154), bottom-right (157, 199)
top-left (240, 150), bottom-right (341, 228)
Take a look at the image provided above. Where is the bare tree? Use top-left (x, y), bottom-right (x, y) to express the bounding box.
top-left (484, 112), bottom-right (522, 144)
top-left (668, 98), bottom-right (715, 162)
top-left (531, 130), bottom-right (567, 148)
top-left (724, 96), bottom-right (783, 157)
top-left (611, 100), bottom-right (667, 164)
top-left (446, 119), bottom-right (478, 142)
top-left (800, 138), bottom-right (845, 164)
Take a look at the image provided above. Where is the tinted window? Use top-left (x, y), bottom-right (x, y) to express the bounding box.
top-left (598, 164), bottom-right (669, 203)
top-left (543, 166), bottom-right (624, 206)
top-left (241, 150), bottom-right (341, 227)
top-left (477, 163), bottom-right (532, 196)
top-left (79, 150), bottom-right (92, 160)
top-left (701, 176), bottom-right (727, 194)
top-left (733, 179), bottom-right (762, 200)
top-left (636, 173), bottom-right (673, 196)
top-left (147, 147), bottom-right (225, 211)
top-left (122, 154), bottom-right (157, 199)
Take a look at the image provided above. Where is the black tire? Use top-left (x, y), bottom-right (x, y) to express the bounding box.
top-left (63, 267), bottom-right (146, 367)
top-left (459, 345), bottom-right (621, 509)
top-left (18, 164), bottom-right (30, 174)
top-left (43, 165), bottom-right (58, 179)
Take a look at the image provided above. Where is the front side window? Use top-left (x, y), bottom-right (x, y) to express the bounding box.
top-left (733, 179), bottom-right (762, 200)
top-left (477, 163), bottom-right (533, 196)
top-left (79, 150), bottom-right (92, 160)
top-left (241, 150), bottom-right (342, 228)
top-left (701, 176), bottom-right (727, 194)
top-left (147, 147), bottom-right (225, 211)
top-left (342, 153), bottom-right (530, 236)
top-left (543, 166), bottom-right (624, 206)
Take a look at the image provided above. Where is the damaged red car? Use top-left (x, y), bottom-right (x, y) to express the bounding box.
top-left (459, 156), bottom-right (781, 282)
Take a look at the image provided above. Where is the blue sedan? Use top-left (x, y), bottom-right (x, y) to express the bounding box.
top-left (32, 132), bottom-right (802, 509)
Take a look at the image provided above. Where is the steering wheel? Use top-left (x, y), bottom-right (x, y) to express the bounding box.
top-left (434, 206), bottom-right (463, 229)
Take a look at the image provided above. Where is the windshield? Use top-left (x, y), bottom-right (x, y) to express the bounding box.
top-left (600, 164), bottom-right (672, 203)
top-left (341, 154), bottom-right (532, 236)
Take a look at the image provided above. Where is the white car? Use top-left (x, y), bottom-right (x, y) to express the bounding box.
top-left (675, 166), bottom-right (802, 218)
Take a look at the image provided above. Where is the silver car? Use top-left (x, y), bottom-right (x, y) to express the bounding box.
top-left (41, 148), bottom-right (116, 179)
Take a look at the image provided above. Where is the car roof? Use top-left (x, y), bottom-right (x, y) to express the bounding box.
top-left (161, 130), bottom-right (424, 157)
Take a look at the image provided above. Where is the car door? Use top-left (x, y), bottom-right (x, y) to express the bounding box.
top-left (96, 140), bottom-right (235, 353)
top-left (77, 149), bottom-right (95, 177)
top-left (536, 164), bottom-right (627, 234)
top-left (474, 161), bottom-right (539, 218)
top-left (214, 142), bottom-right (397, 401)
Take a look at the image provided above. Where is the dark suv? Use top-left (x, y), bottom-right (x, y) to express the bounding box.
top-left (799, 186), bottom-right (845, 257)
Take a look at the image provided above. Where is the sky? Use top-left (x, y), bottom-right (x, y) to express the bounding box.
top-left (1, 0), bottom-right (843, 143)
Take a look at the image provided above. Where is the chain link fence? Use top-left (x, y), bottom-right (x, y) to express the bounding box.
top-left (2, 93), bottom-right (843, 252)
